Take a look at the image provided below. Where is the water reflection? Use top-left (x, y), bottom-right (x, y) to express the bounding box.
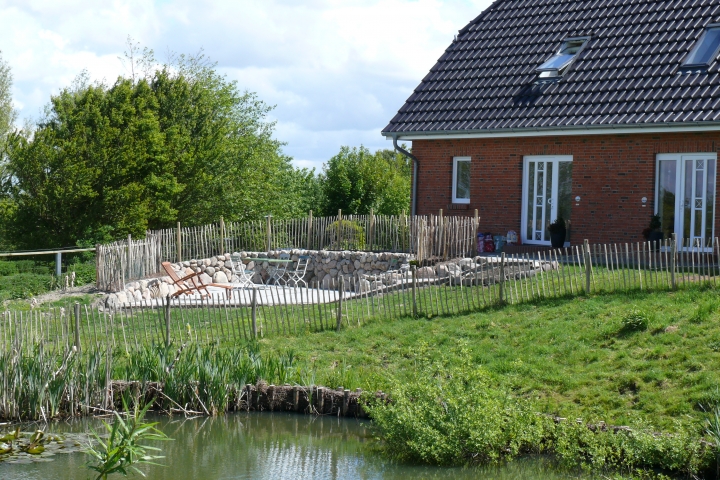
top-left (2, 413), bottom-right (588, 479)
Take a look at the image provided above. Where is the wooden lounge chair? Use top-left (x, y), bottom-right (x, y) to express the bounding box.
top-left (161, 262), bottom-right (233, 298)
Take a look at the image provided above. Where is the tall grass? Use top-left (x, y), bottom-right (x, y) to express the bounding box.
top-left (0, 341), bottom-right (303, 421)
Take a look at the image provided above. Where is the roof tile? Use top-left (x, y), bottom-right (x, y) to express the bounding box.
top-left (385, 0), bottom-right (720, 134)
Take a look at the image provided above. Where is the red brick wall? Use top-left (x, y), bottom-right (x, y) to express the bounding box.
top-left (412, 132), bottom-right (720, 245)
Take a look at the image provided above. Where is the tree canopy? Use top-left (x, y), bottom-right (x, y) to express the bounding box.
top-left (3, 52), bottom-right (312, 248)
top-left (0, 51), bottom-right (15, 143)
top-left (319, 145), bottom-right (411, 216)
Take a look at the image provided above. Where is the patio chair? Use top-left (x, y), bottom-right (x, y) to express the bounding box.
top-left (284, 255), bottom-right (310, 288)
top-left (161, 262), bottom-right (233, 299)
top-left (267, 252), bottom-right (291, 285)
top-left (226, 254), bottom-right (257, 289)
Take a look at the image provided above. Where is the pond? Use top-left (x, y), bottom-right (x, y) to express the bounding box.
top-left (1, 412), bottom-right (591, 479)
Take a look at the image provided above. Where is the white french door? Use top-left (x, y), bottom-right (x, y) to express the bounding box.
top-left (656, 154), bottom-right (717, 248)
top-left (522, 156), bottom-right (573, 245)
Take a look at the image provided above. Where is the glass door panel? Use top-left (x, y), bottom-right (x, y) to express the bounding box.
top-left (523, 157), bottom-right (573, 245)
top-left (657, 160), bottom-right (677, 240)
top-left (656, 154), bottom-right (716, 249)
top-left (557, 161), bottom-right (573, 243)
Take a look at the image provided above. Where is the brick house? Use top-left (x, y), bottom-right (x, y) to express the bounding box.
top-left (382, 0), bottom-right (720, 246)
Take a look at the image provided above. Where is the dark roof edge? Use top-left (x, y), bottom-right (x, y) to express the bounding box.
top-left (382, 122), bottom-right (720, 140)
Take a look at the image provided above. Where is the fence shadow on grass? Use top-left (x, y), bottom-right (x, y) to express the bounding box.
top-left (4, 236), bottom-right (720, 355)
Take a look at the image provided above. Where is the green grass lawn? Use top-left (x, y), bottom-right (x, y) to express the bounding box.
top-left (258, 284), bottom-right (720, 430)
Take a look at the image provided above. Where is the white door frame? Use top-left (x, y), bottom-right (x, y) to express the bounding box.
top-left (656, 153), bottom-right (717, 248)
top-left (521, 155), bottom-right (573, 246)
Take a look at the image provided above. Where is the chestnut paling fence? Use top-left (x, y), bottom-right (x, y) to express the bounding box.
top-left (6, 236), bottom-right (720, 355)
top-left (96, 212), bottom-right (480, 292)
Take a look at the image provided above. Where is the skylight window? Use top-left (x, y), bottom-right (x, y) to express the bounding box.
top-left (537, 37), bottom-right (590, 78)
top-left (683, 24), bottom-right (720, 68)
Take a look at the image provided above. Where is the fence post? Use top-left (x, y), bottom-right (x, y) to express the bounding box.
top-left (307, 210), bottom-right (313, 250)
top-left (499, 252), bottom-right (506, 304)
top-left (369, 208), bottom-right (375, 250)
top-left (671, 233), bottom-right (677, 290)
top-left (164, 295), bottom-right (171, 347)
top-left (411, 264), bottom-right (418, 317)
top-left (265, 215), bottom-right (272, 252)
top-left (439, 209), bottom-right (445, 260)
top-left (176, 221), bottom-right (182, 263)
top-left (74, 302), bottom-right (81, 353)
top-left (338, 209), bottom-right (343, 249)
top-left (127, 234), bottom-right (132, 282)
top-left (55, 251), bottom-right (62, 277)
top-left (584, 239), bottom-right (592, 294)
top-left (251, 287), bottom-right (258, 338)
top-left (336, 276), bottom-right (344, 332)
top-left (95, 243), bottom-right (100, 287)
top-left (220, 216), bottom-right (225, 255)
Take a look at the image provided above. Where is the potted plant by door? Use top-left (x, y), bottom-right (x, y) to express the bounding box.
top-left (642, 214), bottom-right (663, 250)
top-left (548, 217), bottom-right (567, 249)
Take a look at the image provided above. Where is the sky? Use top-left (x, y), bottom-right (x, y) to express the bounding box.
top-left (0, 0), bottom-right (493, 171)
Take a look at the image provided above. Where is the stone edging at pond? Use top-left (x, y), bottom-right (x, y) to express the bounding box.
top-left (110, 380), bottom-right (380, 418)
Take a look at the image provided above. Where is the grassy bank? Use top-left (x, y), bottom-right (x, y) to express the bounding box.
top-left (259, 284), bottom-right (720, 430)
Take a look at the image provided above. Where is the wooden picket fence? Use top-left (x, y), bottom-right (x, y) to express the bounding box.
top-left (10, 237), bottom-right (720, 355)
top-left (96, 212), bottom-right (480, 291)
top-left (148, 211), bottom-right (479, 263)
top-left (95, 235), bottom-right (163, 292)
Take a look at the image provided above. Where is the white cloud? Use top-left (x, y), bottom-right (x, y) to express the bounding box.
top-left (0, 0), bottom-right (493, 163)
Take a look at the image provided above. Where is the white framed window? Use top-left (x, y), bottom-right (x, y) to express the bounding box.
top-left (452, 156), bottom-right (471, 204)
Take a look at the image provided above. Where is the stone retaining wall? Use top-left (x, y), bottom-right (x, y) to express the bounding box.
top-left (104, 251), bottom-right (556, 308)
top-left (105, 249), bottom-right (413, 306)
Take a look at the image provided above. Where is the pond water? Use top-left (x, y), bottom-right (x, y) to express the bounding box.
top-left (1, 412), bottom-right (591, 479)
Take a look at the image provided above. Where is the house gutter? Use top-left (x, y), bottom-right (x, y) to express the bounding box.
top-left (383, 121), bottom-right (720, 141)
top-left (391, 135), bottom-right (419, 217)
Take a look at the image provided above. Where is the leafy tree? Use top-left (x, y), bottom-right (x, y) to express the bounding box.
top-left (320, 145), bottom-right (410, 216)
top-left (0, 50), bottom-right (15, 143)
top-left (4, 50), bottom-right (302, 248)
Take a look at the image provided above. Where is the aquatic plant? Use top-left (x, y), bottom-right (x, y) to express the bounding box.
top-left (85, 399), bottom-right (169, 479)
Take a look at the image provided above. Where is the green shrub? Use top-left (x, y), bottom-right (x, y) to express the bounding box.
top-left (621, 309), bottom-right (649, 333)
top-left (0, 273), bottom-right (52, 300)
top-left (553, 419), bottom-right (711, 476)
top-left (328, 220), bottom-right (366, 251)
top-left (68, 260), bottom-right (96, 286)
top-left (366, 359), bottom-right (553, 465)
top-left (0, 262), bottom-right (18, 276)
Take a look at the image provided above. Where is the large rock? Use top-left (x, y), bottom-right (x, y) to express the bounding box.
top-left (105, 294), bottom-right (118, 309)
top-left (158, 283), bottom-right (170, 298)
top-left (459, 258), bottom-right (475, 269)
top-left (417, 266), bottom-right (435, 278)
top-left (437, 265), bottom-right (449, 278)
top-left (116, 291), bottom-right (128, 305)
top-left (449, 264), bottom-right (462, 276)
top-left (213, 271), bottom-right (229, 283)
top-left (356, 279), bottom-right (371, 293)
top-left (205, 266), bottom-right (216, 276)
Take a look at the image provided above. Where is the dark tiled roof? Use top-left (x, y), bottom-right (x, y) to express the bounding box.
top-left (382, 0), bottom-right (720, 136)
